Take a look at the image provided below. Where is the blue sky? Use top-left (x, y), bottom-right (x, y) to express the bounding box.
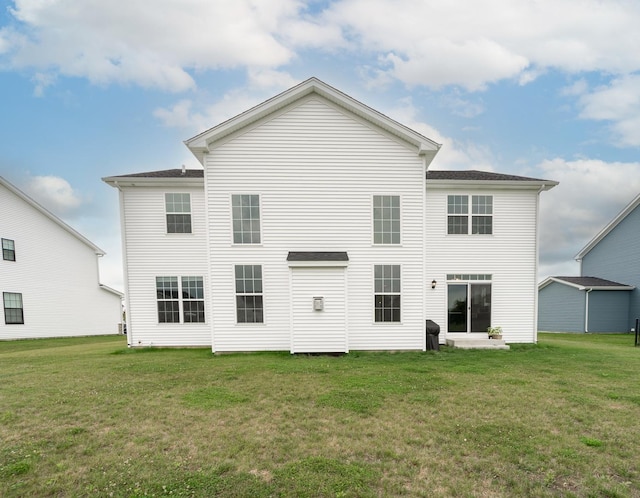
top-left (1, 0), bottom-right (640, 290)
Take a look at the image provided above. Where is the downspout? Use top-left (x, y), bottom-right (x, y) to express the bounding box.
top-left (422, 153), bottom-right (429, 351)
top-left (584, 288), bottom-right (592, 333)
top-left (114, 180), bottom-right (131, 346)
top-left (533, 184), bottom-right (546, 343)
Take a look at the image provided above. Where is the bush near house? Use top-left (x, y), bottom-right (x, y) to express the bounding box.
top-left (1, 334), bottom-right (639, 497)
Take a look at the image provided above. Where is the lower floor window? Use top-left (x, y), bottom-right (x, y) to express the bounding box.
top-left (3, 292), bottom-right (24, 324)
top-left (374, 265), bottom-right (401, 322)
top-left (235, 265), bottom-right (263, 323)
top-left (156, 276), bottom-right (205, 323)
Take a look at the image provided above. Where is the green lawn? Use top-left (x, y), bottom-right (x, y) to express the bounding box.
top-left (1, 333), bottom-right (639, 497)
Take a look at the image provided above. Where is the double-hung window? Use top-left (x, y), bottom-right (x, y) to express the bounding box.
top-left (156, 276), bottom-right (205, 323)
top-left (232, 195), bottom-right (261, 244)
top-left (181, 277), bottom-right (205, 323)
top-left (235, 265), bottom-right (264, 323)
top-left (373, 195), bottom-right (400, 244)
top-left (447, 195), bottom-right (493, 234)
top-left (2, 238), bottom-right (15, 261)
top-left (165, 193), bottom-right (192, 234)
top-left (3, 292), bottom-right (24, 324)
top-left (374, 265), bottom-right (401, 322)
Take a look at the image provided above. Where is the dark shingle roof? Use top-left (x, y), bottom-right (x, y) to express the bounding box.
top-left (287, 251), bottom-right (349, 262)
top-left (109, 169), bottom-right (550, 184)
top-left (554, 276), bottom-right (633, 288)
top-left (110, 169), bottom-right (204, 178)
top-left (427, 170), bottom-right (550, 182)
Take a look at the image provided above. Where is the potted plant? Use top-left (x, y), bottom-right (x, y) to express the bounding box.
top-left (487, 326), bottom-right (503, 339)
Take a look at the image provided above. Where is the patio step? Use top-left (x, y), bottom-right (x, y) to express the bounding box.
top-left (445, 338), bottom-right (510, 350)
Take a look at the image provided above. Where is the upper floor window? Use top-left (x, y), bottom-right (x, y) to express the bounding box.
top-left (374, 264), bottom-right (401, 323)
top-left (232, 195), bottom-right (261, 244)
top-left (156, 276), bottom-right (205, 323)
top-left (2, 238), bottom-right (15, 261)
top-left (373, 195), bottom-right (400, 244)
top-left (235, 265), bottom-right (264, 323)
top-left (447, 195), bottom-right (493, 235)
top-left (3, 292), bottom-right (24, 324)
top-left (165, 193), bottom-right (191, 234)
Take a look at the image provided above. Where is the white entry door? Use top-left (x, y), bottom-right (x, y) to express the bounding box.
top-left (290, 266), bottom-right (348, 353)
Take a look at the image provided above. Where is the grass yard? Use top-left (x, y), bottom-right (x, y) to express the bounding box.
top-left (1, 333), bottom-right (639, 497)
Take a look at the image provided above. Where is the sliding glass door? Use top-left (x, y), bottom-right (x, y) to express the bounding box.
top-left (447, 281), bottom-right (492, 333)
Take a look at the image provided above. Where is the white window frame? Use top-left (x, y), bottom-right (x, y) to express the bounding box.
top-left (155, 276), bottom-right (205, 324)
top-left (447, 194), bottom-right (493, 235)
top-left (165, 193), bottom-right (192, 234)
top-left (2, 238), bottom-right (16, 261)
top-left (231, 194), bottom-right (262, 244)
top-left (3, 292), bottom-right (24, 325)
top-left (234, 265), bottom-right (264, 324)
top-left (372, 195), bottom-right (401, 245)
top-left (373, 264), bottom-right (401, 323)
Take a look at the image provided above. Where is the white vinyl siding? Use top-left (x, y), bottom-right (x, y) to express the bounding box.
top-left (0, 183), bottom-right (121, 340)
top-left (118, 187), bottom-right (210, 346)
top-left (290, 266), bottom-right (348, 353)
top-left (206, 96), bottom-right (427, 352)
top-left (428, 188), bottom-right (539, 343)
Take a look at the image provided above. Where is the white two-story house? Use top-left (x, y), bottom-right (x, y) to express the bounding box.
top-left (1, 176), bottom-right (123, 340)
top-left (104, 78), bottom-right (556, 352)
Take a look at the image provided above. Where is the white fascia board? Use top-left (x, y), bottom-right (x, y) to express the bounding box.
top-left (102, 176), bottom-right (205, 188)
top-left (100, 284), bottom-right (125, 298)
top-left (575, 192), bottom-right (640, 261)
top-left (428, 180), bottom-right (558, 191)
top-left (0, 176), bottom-right (106, 256)
top-left (184, 77), bottom-right (441, 164)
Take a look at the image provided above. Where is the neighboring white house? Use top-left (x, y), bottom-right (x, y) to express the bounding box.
top-left (104, 78), bottom-right (557, 352)
top-left (0, 176), bottom-right (123, 340)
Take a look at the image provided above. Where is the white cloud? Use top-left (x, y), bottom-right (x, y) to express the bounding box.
top-left (325, 0), bottom-right (640, 89)
top-left (2, 0), bottom-right (309, 92)
top-left (575, 75), bottom-right (640, 147)
top-left (3, 0), bottom-right (640, 96)
top-left (536, 158), bottom-right (640, 279)
top-left (23, 175), bottom-right (84, 216)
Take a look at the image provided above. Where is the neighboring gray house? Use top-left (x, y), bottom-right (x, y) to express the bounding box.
top-left (538, 277), bottom-right (634, 333)
top-left (539, 193), bottom-right (640, 333)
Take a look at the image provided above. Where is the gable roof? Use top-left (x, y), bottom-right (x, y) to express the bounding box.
top-left (575, 192), bottom-right (640, 260)
top-left (184, 77), bottom-right (441, 164)
top-left (427, 170), bottom-right (557, 190)
top-left (0, 176), bottom-right (105, 255)
top-left (538, 276), bottom-right (635, 291)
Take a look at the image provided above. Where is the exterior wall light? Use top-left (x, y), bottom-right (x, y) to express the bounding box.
top-left (431, 279), bottom-right (437, 289)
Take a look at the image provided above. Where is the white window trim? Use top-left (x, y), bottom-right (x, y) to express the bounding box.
top-left (233, 264), bottom-right (266, 325)
top-left (372, 263), bottom-right (402, 324)
top-left (230, 193), bottom-right (263, 246)
top-left (371, 194), bottom-right (402, 246)
top-left (446, 194), bottom-right (493, 236)
top-left (155, 276), bottom-right (206, 324)
top-left (164, 193), bottom-right (193, 235)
